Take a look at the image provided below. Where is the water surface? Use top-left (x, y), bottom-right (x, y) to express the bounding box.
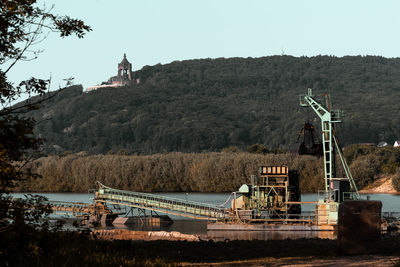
top-left (12, 192), bottom-right (400, 240)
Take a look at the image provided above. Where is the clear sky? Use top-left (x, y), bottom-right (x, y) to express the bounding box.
top-left (7, 0), bottom-right (400, 91)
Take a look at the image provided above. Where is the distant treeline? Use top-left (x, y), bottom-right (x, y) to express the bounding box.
top-left (17, 145), bottom-right (400, 193)
top-left (19, 152), bottom-right (323, 193)
top-left (21, 55), bottom-right (400, 155)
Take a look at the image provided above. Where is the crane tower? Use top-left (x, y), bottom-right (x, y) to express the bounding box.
top-left (300, 88), bottom-right (359, 203)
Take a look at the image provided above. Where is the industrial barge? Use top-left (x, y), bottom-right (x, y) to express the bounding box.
top-left (208, 88), bottom-right (381, 233)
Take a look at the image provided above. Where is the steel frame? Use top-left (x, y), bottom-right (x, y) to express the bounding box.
top-left (300, 88), bottom-right (359, 201)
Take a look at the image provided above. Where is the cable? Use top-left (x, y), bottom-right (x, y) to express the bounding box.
top-left (218, 192), bottom-right (234, 207)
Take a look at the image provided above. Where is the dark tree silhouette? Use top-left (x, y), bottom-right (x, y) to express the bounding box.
top-left (0, 1), bottom-right (90, 265)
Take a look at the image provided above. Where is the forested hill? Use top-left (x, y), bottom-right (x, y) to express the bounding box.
top-left (24, 55), bottom-right (400, 155)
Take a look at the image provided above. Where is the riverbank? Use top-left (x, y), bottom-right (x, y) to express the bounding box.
top-left (92, 229), bottom-right (200, 241)
top-left (360, 176), bottom-right (399, 194)
top-left (63, 233), bottom-right (400, 265)
top-left (4, 226), bottom-right (400, 266)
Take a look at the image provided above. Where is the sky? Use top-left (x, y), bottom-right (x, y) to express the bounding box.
top-left (6, 0), bottom-right (400, 93)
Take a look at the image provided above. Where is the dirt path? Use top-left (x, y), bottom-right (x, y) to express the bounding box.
top-left (181, 255), bottom-right (400, 266)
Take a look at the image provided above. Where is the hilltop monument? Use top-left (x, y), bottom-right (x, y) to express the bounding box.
top-left (86, 53), bottom-right (139, 92)
top-left (109, 53), bottom-right (134, 86)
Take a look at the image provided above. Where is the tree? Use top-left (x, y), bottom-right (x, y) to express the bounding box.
top-left (246, 144), bottom-right (268, 154)
top-left (0, 1), bottom-right (90, 264)
top-left (221, 146), bottom-right (242, 153)
top-left (392, 168), bottom-right (400, 192)
top-left (0, 1), bottom-right (91, 191)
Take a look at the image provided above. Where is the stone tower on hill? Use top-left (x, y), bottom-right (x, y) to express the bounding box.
top-left (86, 53), bottom-right (139, 92)
top-left (110, 53), bottom-right (134, 86)
top-left (118, 53), bottom-right (133, 82)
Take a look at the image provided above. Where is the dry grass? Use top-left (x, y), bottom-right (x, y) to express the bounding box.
top-left (17, 152), bottom-right (323, 193)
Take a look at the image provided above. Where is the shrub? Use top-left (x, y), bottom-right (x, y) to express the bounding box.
top-left (221, 146), bottom-right (242, 153)
top-left (381, 163), bottom-right (398, 174)
top-left (349, 156), bottom-right (378, 189)
top-left (392, 169), bottom-right (400, 192)
top-left (246, 144), bottom-right (267, 154)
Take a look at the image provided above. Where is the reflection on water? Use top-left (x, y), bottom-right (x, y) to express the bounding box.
top-left (99, 219), bottom-right (337, 240)
top-left (206, 229), bottom-right (336, 241)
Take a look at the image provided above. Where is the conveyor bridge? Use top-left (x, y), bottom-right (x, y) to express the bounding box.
top-left (94, 185), bottom-right (231, 221)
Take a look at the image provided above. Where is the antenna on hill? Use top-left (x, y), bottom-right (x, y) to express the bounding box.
top-left (63, 77), bottom-right (74, 87)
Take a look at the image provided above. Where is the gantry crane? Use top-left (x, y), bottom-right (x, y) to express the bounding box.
top-left (300, 88), bottom-right (359, 202)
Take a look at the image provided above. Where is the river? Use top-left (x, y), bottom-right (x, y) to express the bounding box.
top-left (12, 192), bottom-right (400, 212)
top-left (12, 192), bottom-right (400, 240)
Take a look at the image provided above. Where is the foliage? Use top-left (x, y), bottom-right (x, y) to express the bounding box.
top-left (0, 1), bottom-right (90, 108)
top-left (18, 152), bottom-right (323, 193)
top-left (0, 194), bottom-right (60, 266)
top-left (344, 145), bottom-right (400, 188)
top-left (18, 55), bottom-right (400, 155)
top-left (348, 155), bottom-right (377, 189)
top-left (392, 168), bottom-right (400, 192)
top-left (17, 145), bottom-right (400, 193)
top-left (246, 144), bottom-right (267, 154)
top-left (298, 157), bottom-right (324, 193)
top-left (221, 146), bottom-right (242, 153)
top-left (0, 115), bottom-right (41, 189)
top-left (0, 0), bottom-right (90, 265)
top-left (0, 0), bottom-right (91, 192)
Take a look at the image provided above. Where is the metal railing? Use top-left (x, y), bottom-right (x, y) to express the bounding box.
top-left (342, 192), bottom-right (358, 201)
top-left (249, 212), bottom-right (316, 225)
top-left (95, 186), bottom-right (231, 220)
top-left (317, 190), bottom-right (358, 202)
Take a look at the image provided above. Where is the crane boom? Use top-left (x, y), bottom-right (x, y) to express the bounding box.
top-left (300, 88), bottom-right (359, 202)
